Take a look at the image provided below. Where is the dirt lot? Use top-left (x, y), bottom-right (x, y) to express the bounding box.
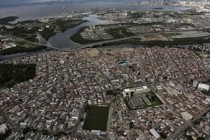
top-left (141, 34), bottom-right (171, 41)
top-left (87, 48), bottom-right (100, 57)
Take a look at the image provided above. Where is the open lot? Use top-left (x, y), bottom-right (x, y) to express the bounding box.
top-left (141, 34), bottom-right (171, 41)
top-left (172, 31), bottom-right (210, 39)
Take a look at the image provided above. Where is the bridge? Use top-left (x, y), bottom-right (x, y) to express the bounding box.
top-left (36, 32), bottom-right (61, 50)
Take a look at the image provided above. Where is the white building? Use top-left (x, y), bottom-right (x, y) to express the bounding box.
top-left (149, 128), bottom-right (161, 139)
top-left (193, 80), bottom-right (199, 88)
top-left (20, 122), bottom-right (27, 128)
top-left (3, 43), bottom-right (17, 50)
top-left (0, 124), bottom-right (8, 134)
top-left (122, 86), bottom-right (150, 98)
top-left (181, 112), bottom-right (193, 121)
top-left (197, 83), bottom-right (209, 91)
top-left (90, 130), bottom-right (101, 136)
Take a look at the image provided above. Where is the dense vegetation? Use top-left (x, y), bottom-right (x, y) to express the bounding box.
top-left (1, 19), bottom-right (86, 43)
top-left (0, 46), bottom-right (46, 55)
top-left (95, 36), bottom-right (210, 47)
top-left (128, 12), bottom-right (144, 19)
top-left (2, 26), bottom-right (38, 42)
top-left (0, 64), bottom-right (36, 88)
top-left (0, 129), bottom-right (11, 140)
top-left (1, 25), bottom-right (56, 41)
top-left (0, 16), bottom-right (19, 24)
top-left (106, 89), bottom-right (121, 97)
top-left (39, 27), bottom-right (56, 40)
top-left (83, 105), bottom-right (109, 131)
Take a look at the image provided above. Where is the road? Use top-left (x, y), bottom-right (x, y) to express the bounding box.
top-left (83, 35), bottom-right (140, 48)
top-left (166, 106), bottom-right (210, 140)
top-left (137, 48), bottom-right (145, 80)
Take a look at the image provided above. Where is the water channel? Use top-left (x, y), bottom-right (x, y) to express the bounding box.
top-left (48, 15), bottom-right (117, 49)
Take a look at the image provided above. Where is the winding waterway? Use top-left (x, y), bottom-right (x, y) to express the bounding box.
top-left (48, 15), bottom-right (117, 49)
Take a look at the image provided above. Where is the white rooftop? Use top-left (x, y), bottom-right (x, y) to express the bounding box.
top-left (198, 83), bottom-right (209, 91)
top-left (149, 128), bottom-right (161, 139)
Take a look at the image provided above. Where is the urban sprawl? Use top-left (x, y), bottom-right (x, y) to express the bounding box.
top-left (1, 1), bottom-right (210, 140)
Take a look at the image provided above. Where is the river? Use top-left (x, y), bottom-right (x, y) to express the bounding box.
top-left (48, 15), bottom-right (117, 49)
top-left (0, 0), bottom-right (191, 49)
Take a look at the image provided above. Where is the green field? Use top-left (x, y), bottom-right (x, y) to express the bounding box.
top-left (106, 27), bottom-right (134, 38)
top-left (83, 105), bottom-right (110, 131)
top-left (0, 64), bottom-right (36, 89)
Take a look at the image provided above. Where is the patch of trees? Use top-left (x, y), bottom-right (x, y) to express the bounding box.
top-left (0, 46), bottom-right (46, 55)
top-left (0, 64), bottom-right (36, 88)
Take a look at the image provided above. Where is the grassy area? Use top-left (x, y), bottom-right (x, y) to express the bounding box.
top-left (2, 25), bottom-right (57, 41)
top-left (0, 46), bottom-right (46, 55)
top-left (71, 27), bottom-right (90, 44)
top-left (106, 27), bottom-right (134, 38)
top-left (39, 26), bottom-right (56, 40)
top-left (2, 26), bottom-right (38, 42)
top-left (0, 64), bottom-right (36, 89)
top-left (17, 20), bottom-right (42, 24)
top-left (106, 28), bottom-right (124, 38)
top-left (121, 27), bottom-right (135, 36)
top-left (128, 12), bottom-right (144, 19)
top-left (54, 19), bottom-right (87, 32)
top-left (0, 16), bottom-right (19, 24)
top-left (83, 105), bottom-right (109, 131)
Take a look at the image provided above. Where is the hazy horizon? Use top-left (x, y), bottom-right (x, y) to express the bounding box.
top-left (0, 0), bottom-right (131, 6)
